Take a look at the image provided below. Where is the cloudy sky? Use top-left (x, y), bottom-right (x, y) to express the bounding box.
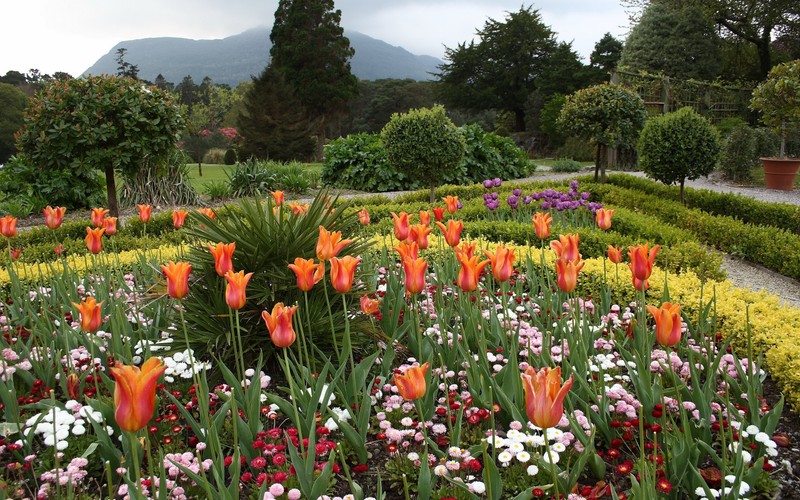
top-left (1, 1), bottom-right (631, 77)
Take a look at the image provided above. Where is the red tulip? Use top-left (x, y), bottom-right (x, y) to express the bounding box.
top-left (330, 255), bottom-right (360, 293)
top-left (607, 245), bottom-right (623, 264)
top-left (316, 226), bottom-right (352, 261)
top-left (595, 208), bottom-right (614, 230)
top-left (224, 270), bottom-right (253, 310)
top-left (137, 204), bottom-right (152, 223)
top-left (262, 302), bottom-right (298, 348)
top-left (66, 373), bottom-right (80, 400)
top-left (161, 261), bottom-right (192, 300)
top-left (550, 233), bottom-right (580, 263)
top-left (196, 207), bottom-right (216, 219)
top-left (393, 241), bottom-right (419, 263)
top-left (521, 366), bottom-right (573, 429)
top-left (418, 210), bottom-right (431, 227)
top-left (85, 227), bottom-right (105, 254)
top-left (172, 209), bottom-right (188, 229)
top-left (402, 257), bottom-right (428, 295)
top-left (54, 243), bottom-right (65, 256)
top-left (90, 208), bottom-right (109, 228)
top-left (360, 295), bottom-right (381, 315)
top-left (10, 247), bottom-right (21, 260)
top-left (391, 212), bottom-right (411, 241)
top-left (43, 206), bottom-right (66, 230)
top-left (432, 207), bottom-right (445, 222)
top-left (628, 244), bottom-right (660, 282)
top-left (110, 357), bottom-right (166, 432)
top-left (288, 257), bottom-right (324, 292)
top-left (408, 224), bottom-right (432, 250)
top-left (435, 219), bottom-right (464, 248)
top-left (532, 212), bottom-right (552, 240)
top-left (72, 296), bottom-right (103, 332)
top-left (0, 215), bottom-right (17, 238)
top-left (394, 363), bottom-right (429, 401)
top-left (555, 258), bottom-right (584, 293)
top-left (484, 244), bottom-right (516, 282)
top-left (208, 242), bottom-right (235, 277)
top-left (647, 302), bottom-right (682, 347)
top-left (103, 217), bottom-right (118, 236)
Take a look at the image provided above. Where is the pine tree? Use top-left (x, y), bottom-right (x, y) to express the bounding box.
top-left (269, 0), bottom-right (358, 147)
top-left (237, 68), bottom-right (318, 161)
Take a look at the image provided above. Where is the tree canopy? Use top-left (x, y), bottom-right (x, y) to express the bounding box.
top-left (0, 83), bottom-right (28, 163)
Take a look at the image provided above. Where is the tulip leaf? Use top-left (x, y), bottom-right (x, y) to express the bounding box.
top-left (417, 457), bottom-right (432, 500)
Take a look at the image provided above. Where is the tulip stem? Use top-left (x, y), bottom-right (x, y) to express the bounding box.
top-left (283, 347), bottom-right (305, 454)
top-left (321, 263), bottom-right (341, 363)
top-left (546, 427), bottom-right (560, 500)
top-left (303, 291), bottom-right (316, 373)
top-left (341, 294), bottom-right (357, 396)
top-left (127, 431), bottom-right (142, 498)
top-left (234, 308), bottom-right (247, 383)
top-left (143, 431), bottom-right (158, 498)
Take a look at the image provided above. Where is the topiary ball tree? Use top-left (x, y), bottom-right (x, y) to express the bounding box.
top-left (558, 83), bottom-right (646, 182)
top-left (381, 105), bottom-right (466, 203)
top-left (638, 107), bottom-right (721, 203)
top-left (15, 76), bottom-right (184, 215)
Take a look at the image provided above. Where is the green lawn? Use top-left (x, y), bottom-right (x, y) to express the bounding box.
top-left (185, 162), bottom-right (324, 192)
top-left (530, 158), bottom-right (594, 168)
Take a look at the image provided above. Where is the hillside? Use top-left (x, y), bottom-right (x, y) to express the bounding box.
top-left (83, 27), bottom-right (442, 86)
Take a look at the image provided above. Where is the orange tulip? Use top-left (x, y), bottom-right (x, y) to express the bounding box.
top-left (628, 244), bottom-right (660, 282)
top-left (607, 245), bottom-right (623, 264)
top-left (555, 258), bottom-right (584, 293)
top-left (443, 195), bottom-right (459, 214)
top-left (456, 247), bottom-right (490, 292)
top-left (360, 295), bottom-right (381, 315)
top-left (196, 207), bottom-right (216, 219)
top-left (137, 204), bottom-right (152, 223)
top-left (288, 257), bottom-right (324, 292)
top-left (419, 210), bottom-right (431, 227)
top-left (550, 233), bottom-right (580, 263)
top-left (66, 373), bottom-right (80, 400)
top-left (43, 206), bottom-right (66, 230)
top-left (633, 276), bottom-right (650, 292)
top-left (172, 209), bottom-right (188, 229)
top-left (394, 362), bottom-right (430, 401)
top-left (435, 219), bottom-right (464, 248)
top-left (330, 255), bottom-right (360, 293)
top-left (408, 224), bottom-right (432, 250)
top-left (647, 302), bottom-right (682, 347)
top-left (595, 208), bottom-right (614, 230)
top-left (10, 247), bottom-right (21, 260)
top-left (484, 244), bottom-right (516, 282)
top-left (262, 302), bottom-right (298, 348)
top-left (72, 296), bottom-right (103, 332)
top-left (161, 261), bottom-right (192, 300)
top-left (54, 243), bottom-right (65, 256)
top-left (532, 212), bottom-right (552, 240)
top-left (0, 215), bottom-right (17, 238)
top-left (224, 270), bottom-right (253, 310)
top-left (110, 357), bottom-right (166, 433)
top-left (316, 226), bottom-right (352, 261)
top-left (391, 212), bottom-right (411, 241)
top-left (394, 241), bottom-right (419, 263)
top-left (357, 209), bottom-right (370, 225)
top-left (208, 242), bottom-right (235, 277)
top-left (521, 366), bottom-right (573, 429)
top-left (102, 217), bottom-right (118, 236)
top-left (433, 207), bottom-right (445, 222)
top-left (91, 208), bottom-right (109, 228)
top-left (271, 190), bottom-right (285, 206)
top-left (456, 241), bottom-right (477, 259)
top-left (288, 201), bottom-right (309, 216)
top-left (85, 227), bottom-right (105, 254)
top-left (402, 257), bottom-right (428, 295)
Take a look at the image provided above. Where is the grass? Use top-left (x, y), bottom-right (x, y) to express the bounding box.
top-left (531, 158), bottom-right (594, 168)
top-left (184, 162), bottom-right (324, 192)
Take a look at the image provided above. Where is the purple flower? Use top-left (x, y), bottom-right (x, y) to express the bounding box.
top-left (570, 180), bottom-right (579, 190)
top-left (491, 192), bottom-right (498, 200)
top-left (507, 195), bottom-right (519, 209)
top-left (581, 192), bottom-right (590, 200)
top-left (541, 202), bottom-right (550, 210)
top-left (512, 188), bottom-right (522, 196)
top-left (483, 179), bottom-right (494, 189)
top-left (522, 196), bottom-right (532, 205)
top-left (493, 178), bottom-right (502, 187)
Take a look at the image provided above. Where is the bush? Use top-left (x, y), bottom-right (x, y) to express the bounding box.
top-left (719, 124), bottom-right (757, 182)
top-left (120, 149), bottom-right (200, 207)
top-left (0, 155), bottom-right (104, 210)
top-left (458, 124), bottom-right (532, 182)
top-left (202, 148), bottom-right (227, 164)
top-left (550, 159), bottom-right (584, 173)
top-left (322, 133), bottom-right (416, 193)
top-left (638, 107), bottom-right (721, 202)
top-left (224, 149), bottom-right (237, 165)
top-left (226, 158), bottom-right (277, 198)
top-left (273, 161), bottom-right (312, 194)
top-left (555, 137), bottom-right (596, 162)
top-left (382, 105), bottom-right (466, 202)
top-left (203, 181), bottom-right (231, 200)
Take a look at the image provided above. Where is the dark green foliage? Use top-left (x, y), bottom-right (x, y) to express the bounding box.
top-left (0, 82), bottom-right (27, 163)
top-left (343, 79), bottom-right (436, 134)
top-left (619, 2), bottom-right (721, 80)
top-left (180, 192), bottom-right (374, 370)
top-left (750, 60), bottom-right (800, 157)
top-left (237, 69), bottom-right (318, 161)
top-left (14, 76), bottom-right (184, 214)
top-left (224, 149), bottom-right (237, 165)
top-left (381, 106), bottom-right (466, 201)
top-left (436, 6), bottom-right (559, 132)
top-left (270, 0), bottom-right (358, 130)
top-left (590, 33), bottom-right (623, 74)
top-left (719, 124), bottom-right (758, 181)
top-left (322, 133), bottom-right (415, 192)
top-left (539, 94), bottom-right (567, 148)
top-left (638, 107), bottom-right (722, 202)
top-left (226, 158), bottom-right (278, 197)
top-left (120, 149), bottom-right (200, 207)
top-left (272, 161), bottom-right (312, 193)
top-left (550, 159), bottom-right (584, 173)
top-left (555, 137), bottom-right (596, 162)
top-left (457, 124), bottom-right (531, 182)
top-left (203, 181), bottom-right (231, 200)
top-left (0, 155), bottom-right (104, 210)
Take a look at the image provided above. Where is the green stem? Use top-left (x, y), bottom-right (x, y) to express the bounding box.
top-left (127, 431), bottom-right (141, 497)
top-left (303, 291), bottom-right (316, 373)
top-left (143, 431), bottom-right (157, 498)
top-left (283, 347), bottom-right (305, 454)
top-left (546, 428), bottom-right (560, 500)
top-left (235, 308), bottom-right (246, 384)
top-left (341, 294), bottom-right (357, 396)
top-left (321, 262), bottom-right (341, 363)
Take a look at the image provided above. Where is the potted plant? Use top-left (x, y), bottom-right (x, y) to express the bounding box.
top-left (750, 59), bottom-right (800, 190)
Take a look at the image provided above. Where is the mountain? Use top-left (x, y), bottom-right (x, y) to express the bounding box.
top-left (83, 27), bottom-right (442, 86)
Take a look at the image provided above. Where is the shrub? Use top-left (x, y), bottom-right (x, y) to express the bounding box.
top-left (458, 124), bottom-right (532, 182)
top-left (202, 148), bottom-right (227, 164)
top-left (550, 159), bottom-right (584, 173)
top-left (719, 124), bottom-right (757, 182)
top-left (638, 107), bottom-right (721, 203)
top-left (322, 133), bottom-right (415, 193)
top-left (224, 148), bottom-right (237, 165)
top-left (226, 158), bottom-right (277, 198)
top-left (0, 155), bottom-right (104, 210)
top-left (273, 161), bottom-right (311, 194)
top-left (555, 137), bottom-right (596, 162)
top-left (382, 105), bottom-right (466, 202)
top-left (120, 149), bottom-right (200, 207)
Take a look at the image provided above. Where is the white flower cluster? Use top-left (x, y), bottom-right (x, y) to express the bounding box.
top-left (23, 401), bottom-right (109, 450)
top-left (486, 425), bottom-right (573, 470)
top-left (695, 474), bottom-right (751, 498)
top-left (133, 339), bottom-right (211, 383)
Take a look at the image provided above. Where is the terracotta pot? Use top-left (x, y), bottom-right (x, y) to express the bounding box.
top-left (761, 157), bottom-right (800, 191)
